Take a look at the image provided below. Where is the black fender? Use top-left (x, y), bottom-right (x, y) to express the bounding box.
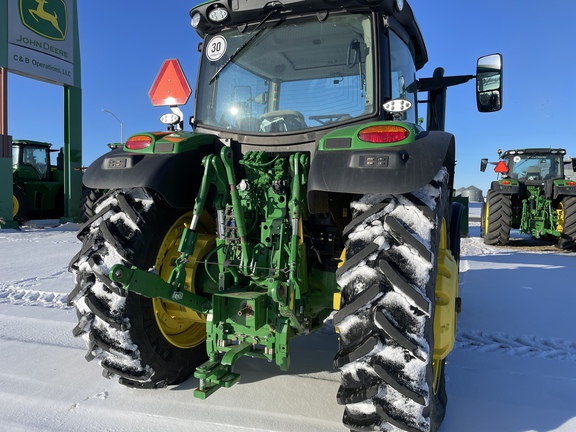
top-left (554, 186), bottom-right (576, 200)
top-left (83, 145), bottom-right (214, 209)
top-left (307, 130), bottom-right (455, 213)
top-left (490, 180), bottom-right (520, 195)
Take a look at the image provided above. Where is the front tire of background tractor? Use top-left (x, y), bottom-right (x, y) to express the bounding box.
top-left (13, 184), bottom-right (29, 223)
top-left (557, 196), bottom-right (576, 250)
top-left (68, 188), bottom-right (213, 388)
top-left (334, 168), bottom-right (454, 432)
top-left (483, 190), bottom-right (511, 246)
top-left (80, 187), bottom-right (105, 222)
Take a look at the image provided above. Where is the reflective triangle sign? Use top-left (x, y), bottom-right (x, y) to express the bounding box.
top-left (148, 59), bottom-right (192, 107)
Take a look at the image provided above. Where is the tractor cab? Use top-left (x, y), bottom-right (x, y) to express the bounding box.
top-left (191, 4), bottom-right (413, 141)
top-left (11, 140), bottom-right (65, 221)
top-left (189, 0), bottom-right (501, 147)
top-left (501, 149), bottom-right (565, 182)
top-left (12, 140), bottom-right (54, 182)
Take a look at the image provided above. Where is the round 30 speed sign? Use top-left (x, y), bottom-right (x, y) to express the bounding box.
top-left (206, 35), bottom-right (227, 61)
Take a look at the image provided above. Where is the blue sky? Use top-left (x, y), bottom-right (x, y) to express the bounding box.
top-left (6, 0), bottom-right (575, 193)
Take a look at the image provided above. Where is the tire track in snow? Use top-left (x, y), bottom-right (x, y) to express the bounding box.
top-left (0, 266), bottom-right (72, 309)
top-left (456, 329), bottom-right (576, 361)
top-left (0, 286), bottom-right (70, 309)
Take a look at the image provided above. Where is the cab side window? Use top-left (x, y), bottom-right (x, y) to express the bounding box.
top-left (389, 30), bottom-right (417, 123)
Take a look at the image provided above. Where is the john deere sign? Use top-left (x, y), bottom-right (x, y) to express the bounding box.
top-left (0, 0), bottom-right (82, 226)
top-left (7, 0), bottom-right (76, 86)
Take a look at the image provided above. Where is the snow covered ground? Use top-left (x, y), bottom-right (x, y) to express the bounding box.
top-left (1, 215), bottom-right (576, 432)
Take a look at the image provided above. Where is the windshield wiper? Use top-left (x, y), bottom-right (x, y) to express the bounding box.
top-left (209, 8), bottom-right (281, 85)
top-left (209, 27), bottom-right (265, 84)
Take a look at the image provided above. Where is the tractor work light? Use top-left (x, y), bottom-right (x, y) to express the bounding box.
top-left (383, 98), bottom-right (412, 113)
top-left (160, 113), bottom-right (181, 125)
top-left (358, 125), bottom-right (410, 143)
top-left (208, 5), bottom-right (229, 22)
top-left (191, 12), bottom-right (201, 28)
top-left (126, 135), bottom-right (153, 150)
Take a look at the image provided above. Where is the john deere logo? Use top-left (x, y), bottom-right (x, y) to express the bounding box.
top-left (19, 0), bottom-right (67, 41)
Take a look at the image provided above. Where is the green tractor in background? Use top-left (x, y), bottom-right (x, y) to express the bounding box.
top-left (68, 1), bottom-right (503, 431)
top-left (12, 139), bottom-right (66, 223)
top-left (481, 148), bottom-right (576, 249)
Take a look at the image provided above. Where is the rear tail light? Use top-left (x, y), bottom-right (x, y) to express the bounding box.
top-left (567, 181), bottom-right (576, 186)
top-left (358, 125), bottom-right (410, 143)
top-left (126, 135), bottom-right (153, 150)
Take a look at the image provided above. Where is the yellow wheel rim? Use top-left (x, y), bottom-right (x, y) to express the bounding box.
top-left (483, 201), bottom-right (490, 236)
top-left (12, 195), bottom-right (19, 217)
top-left (152, 211), bottom-right (216, 349)
top-left (557, 202), bottom-right (565, 233)
top-left (432, 218), bottom-right (458, 394)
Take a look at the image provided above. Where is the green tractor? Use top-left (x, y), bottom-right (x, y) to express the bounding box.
top-left (12, 139), bottom-right (65, 222)
top-left (68, 1), bottom-right (502, 431)
top-left (480, 148), bottom-right (576, 249)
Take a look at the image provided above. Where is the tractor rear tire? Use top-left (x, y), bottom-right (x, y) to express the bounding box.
top-left (483, 190), bottom-right (511, 245)
top-left (68, 188), bottom-right (210, 388)
top-left (334, 168), bottom-right (454, 432)
top-left (557, 196), bottom-right (576, 250)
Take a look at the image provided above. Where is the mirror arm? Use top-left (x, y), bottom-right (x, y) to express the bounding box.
top-left (418, 74), bottom-right (475, 92)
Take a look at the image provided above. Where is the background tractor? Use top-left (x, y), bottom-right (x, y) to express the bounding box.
top-left (68, 1), bottom-right (502, 431)
top-left (12, 139), bottom-right (65, 223)
top-left (480, 148), bottom-right (576, 249)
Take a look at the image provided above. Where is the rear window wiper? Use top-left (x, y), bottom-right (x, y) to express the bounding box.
top-left (209, 8), bottom-right (281, 85)
top-left (209, 27), bottom-right (266, 84)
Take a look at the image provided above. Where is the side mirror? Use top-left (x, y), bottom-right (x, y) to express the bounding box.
top-left (476, 53), bottom-right (503, 112)
top-left (480, 158), bottom-right (488, 172)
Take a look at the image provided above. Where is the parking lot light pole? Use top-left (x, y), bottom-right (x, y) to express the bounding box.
top-left (102, 109), bottom-right (124, 144)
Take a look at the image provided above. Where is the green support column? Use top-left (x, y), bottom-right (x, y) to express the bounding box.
top-left (61, 1), bottom-right (82, 222)
top-left (0, 4), bottom-right (18, 229)
top-left (62, 85), bottom-right (82, 222)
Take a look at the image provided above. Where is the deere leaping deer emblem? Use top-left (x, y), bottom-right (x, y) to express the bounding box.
top-left (29, 0), bottom-right (64, 38)
top-left (22, 0), bottom-right (67, 40)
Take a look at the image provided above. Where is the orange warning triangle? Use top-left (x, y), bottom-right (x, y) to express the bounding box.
top-left (494, 160), bottom-right (509, 173)
top-left (148, 59), bottom-right (192, 107)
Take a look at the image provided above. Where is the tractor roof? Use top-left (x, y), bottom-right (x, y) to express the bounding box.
top-left (190, 0), bottom-right (428, 70)
top-left (501, 148), bottom-right (566, 157)
top-left (13, 140), bottom-right (53, 148)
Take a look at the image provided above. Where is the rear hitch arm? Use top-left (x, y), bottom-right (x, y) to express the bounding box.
top-left (109, 264), bottom-right (211, 314)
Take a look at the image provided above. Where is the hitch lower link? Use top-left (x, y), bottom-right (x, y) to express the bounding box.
top-left (109, 147), bottom-right (308, 398)
top-left (109, 262), bottom-right (246, 398)
top-left (108, 147), bottom-right (256, 398)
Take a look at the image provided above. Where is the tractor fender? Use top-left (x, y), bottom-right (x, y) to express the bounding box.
top-left (490, 180), bottom-right (520, 195)
top-left (307, 130), bottom-right (455, 213)
top-left (83, 146), bottom-right (213, 208)
top-left (554, 186), bottom-right (576, 200)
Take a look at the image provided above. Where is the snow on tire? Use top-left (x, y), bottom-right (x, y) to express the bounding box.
top-left (334, 168), bottom-right (451, 432)
top-left (68, 188), bottom-right (208, 388)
